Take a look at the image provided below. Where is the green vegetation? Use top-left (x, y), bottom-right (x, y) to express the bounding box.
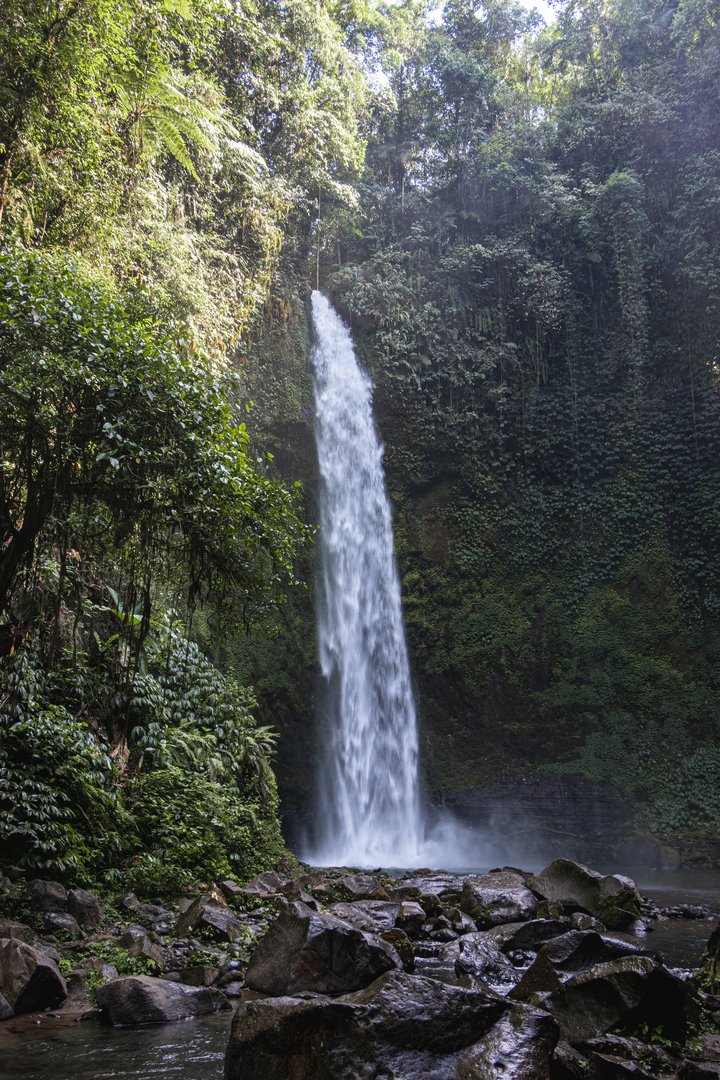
top-left (0, 0), bottom-right (380, 886)
top-left (317, 0), bottom-right (720, 844)
top-left (1, 0), bottom-right (719, 874)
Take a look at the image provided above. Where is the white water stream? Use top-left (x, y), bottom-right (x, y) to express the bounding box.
top-left (305, 292), bottom-right (481, 868)
top-left (307, 292), bottom-right (424, 867)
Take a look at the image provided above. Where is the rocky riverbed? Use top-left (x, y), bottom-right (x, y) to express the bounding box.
top-left (1, 860), bottom-right (719, 1079)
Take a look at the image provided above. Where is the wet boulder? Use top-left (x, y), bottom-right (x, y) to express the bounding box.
top-left (532, 956), bottom-right (691, 1044)
top-left (327, 900), bottom-right (400, 935)
top-left (117, 891), bottom-right (141, 914)
top-left (454, 934), bottom-right (523, 992)
top-left (96, 974), bottom-right (230, 1026)
top-left (119, 926), bottom-right (164, 969)
top-left (67, 888), bottom-right (102, 930)
top-left (0, 992), bottom-right (13, 1020)
top-left (461, 871), bottom-right (538, 928)
top-left (0, 938), bottom-right (67, 1014)
top-left (380, 927), bottom-right (415, 972)
top-left (529, 861), bottom-right (642, 929)
top-left (245, 902), bottom-right (402, 996)
top-left (224, 969), bottom-right (512, 1080)
top-left (238, 871), bottom-right (287, 898)
top-left (583, 1034), bottom-right (680, 1077)
top-left (397, 873), bottom-right (467, 903)
top-left (456, 1004), bottom-right (559, 1079)
top-left (334, 874), bottom-right (390, 901)
top-left (704, 918), bottom-right (720, 970)
top-left (178, 964), bottom-right (220, 987)
top-left (510, 932), bottom-right (656, 1002)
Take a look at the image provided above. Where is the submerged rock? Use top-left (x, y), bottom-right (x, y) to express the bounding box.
top-left (529, 861), bottom-right (642, 929)
top-left (0, 938), bottom-right (67, 1014)
top-left (96, 974), bottom-right (230, 1026)
top-left (245, 902), bottom-right (401, 995)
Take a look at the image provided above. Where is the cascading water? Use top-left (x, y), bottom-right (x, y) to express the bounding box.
top-left (307, 291), bottom-right (424, 867)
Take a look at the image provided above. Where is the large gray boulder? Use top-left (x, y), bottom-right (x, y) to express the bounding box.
top-left (460, 871), bottom-right (537, 928)
top-left (0, 938), bottom-right (67, 1014)
top-left (245, 902), bottom-right (401, 996)
top-left (510, 931), bottom-right (656, 1002)
top-left (531, 956), bottom-right (690, 1044)
top-left (96, 975), bottom-right (230, 1026)
top-left (334, 874), bottom-right (391, 901)
top-left (529, 861), bottom-right (642, 929)
top-left (397, 873), bottom-right (467, 901)
top-left (119, 926), bottom-right (164, 969)
top-left (225, 969), bottom-right (529, 1080)
top-left (327, 899), bottom-right (426, 939)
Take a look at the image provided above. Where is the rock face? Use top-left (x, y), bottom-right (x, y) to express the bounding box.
top-left (96, 975), bottom-right (230, 1026)
top-left (529, 860), bottom-right (642, 929)
top-left (460, 872), bottom-right (537, 928)
top-left (224, 970), bottom-right (534, 1080)
top-left (245, 902), bottom-right (401, 996)
top-left (0, 938), bottom-right (67, 1014)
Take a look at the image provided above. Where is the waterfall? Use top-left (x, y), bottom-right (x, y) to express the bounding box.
top-left (307, 291), bottom-right (424, 867)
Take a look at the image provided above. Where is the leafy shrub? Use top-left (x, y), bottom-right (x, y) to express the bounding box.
top-left (0, 659), bottom-right (128, 878)
top-left (125, 765), bottom-right (285, 896)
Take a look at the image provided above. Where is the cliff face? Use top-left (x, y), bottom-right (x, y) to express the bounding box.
top-left (239, 291), bottom-right (720, 864)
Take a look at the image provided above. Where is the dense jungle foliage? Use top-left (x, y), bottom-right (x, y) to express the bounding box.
top-left (239, 0), bottom-right (720, 854)
top-left (0, 0), bottom-right (383, 887)
top-left (1, 0), bottom-right (719, 881)
top-left (323, 0), bottom-right (720, 848)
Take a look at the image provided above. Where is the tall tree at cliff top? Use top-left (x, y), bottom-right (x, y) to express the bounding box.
top-left (327, 0), bottom-right (720, 841)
